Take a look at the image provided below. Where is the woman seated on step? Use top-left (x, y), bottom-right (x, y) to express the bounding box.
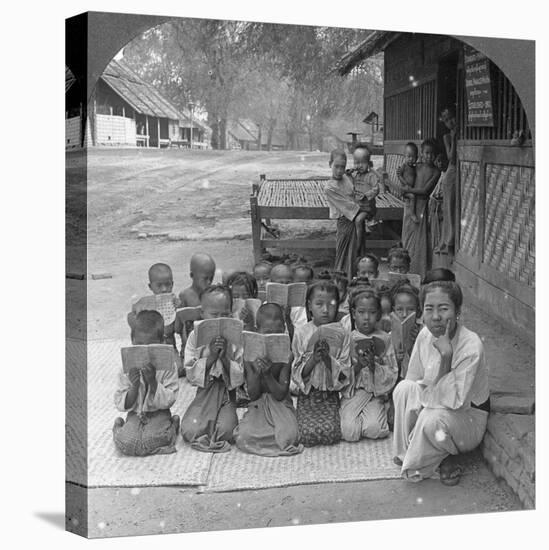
top-left (392, 280), bottom-right (490, 485)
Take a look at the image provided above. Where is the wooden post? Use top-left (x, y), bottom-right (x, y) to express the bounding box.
top-left (257, 176), bottom-right (270, 225)
top-left (250, 192), bottom-right (262, 263)
top-left (157, 118), bottom-right (161, 148)
top-left (476, 154), bottom-right (486, 269)
top-left (145, 115), bottom-right (149, 147)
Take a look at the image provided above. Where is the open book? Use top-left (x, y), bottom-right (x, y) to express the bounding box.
top-left (306, 322), bottom-right (346, 356)
top-left (133, 293), bottom-right (178, 325)
top-left (233, 298), bottom-right (263, 325)
top-left (242, 331), bottom-right (291, 363)
top-left (175, 306), bottom-right (202, 324)
top-left (120, 344), bottom-right (174, 373)
top-left (354, 333), bottom-right (387, 358)
top-left (390, 311), bottom-right (418, 354)
top-left (387, 272), bottom-right (422, 289)
top-left (369, 278), bottom-right (391, 291)
top-left (266, 282), bottom-right (307, 307)
top-left (195, 317), bottom-right (243, 348)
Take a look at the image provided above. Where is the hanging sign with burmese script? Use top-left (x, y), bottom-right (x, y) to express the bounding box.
top-left (464, 45), bottom-right (494, 127)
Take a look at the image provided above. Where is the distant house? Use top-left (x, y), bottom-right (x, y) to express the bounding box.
top-left (227, 118), bottom-right (286, 150)
top-left (65, 59), bottom-right (211, 149)
top-left (362, 111), bottom-right (384, 147)
top-left (65, 66), bottom-right (83, 149)
top-left (227, 120), bottom-right (258, 150)
top-left (177, 107), bottom-right (211, 149)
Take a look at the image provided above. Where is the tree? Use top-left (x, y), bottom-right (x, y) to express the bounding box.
top-left (121, 19), bottom-right (384, 151)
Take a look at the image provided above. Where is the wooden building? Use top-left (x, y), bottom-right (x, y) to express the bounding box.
top-left (177, 108), bottom-right (211, 149)
top-left (65, 66), bottom-right (84, 149)
top-left (337, 31), bottom-right (534, 343)
top-left (227, 119), bottom-right (287, 151)
top-left (227, 120), bottom-right (258, 150)
top-left (66, 58), bottom-right (204, 149)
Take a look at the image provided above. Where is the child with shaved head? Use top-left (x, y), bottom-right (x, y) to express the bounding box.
top-left (177, 253), bottom-right (216, 349)
top-left (235, 303), bottom-right (303, 456)
top-left (113, 310), bottom-right (180, 456)
top-left (128, 263), bottom-right (181, 351)
top-left (270, 263), bottom-right (293, 284)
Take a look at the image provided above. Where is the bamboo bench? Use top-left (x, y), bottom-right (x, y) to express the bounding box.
top-left (250, 175), bottom-right (404, 263)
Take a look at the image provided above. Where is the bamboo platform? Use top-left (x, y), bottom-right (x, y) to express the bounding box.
top-left (250, 175), bottom-right (404, 262)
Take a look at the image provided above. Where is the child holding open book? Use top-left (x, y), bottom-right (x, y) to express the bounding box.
top-left (226, 271), bottom-right (261, 331)
top-left (290, 264), bottom-right (315, 331)
top-left (267, 264), bottom-right (308, 341)
top-left (340, 289), bottom-right (398, 441)
top-left (176, 253), bottom-right (216, 350)
top-left (113, 310), bottom-right (180, 456)
top-left (390, 281), bottom-right (422, 380)
top-left (128, 263), bottom-right (181, 350)
top-left (181, 284), bottom-right (244, 452)
top-left (234, 303), bottom-right (303, 456)
top-left (292, 281), bottom-right (352, 446)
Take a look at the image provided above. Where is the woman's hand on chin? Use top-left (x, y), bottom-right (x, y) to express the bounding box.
top-left (433, 320), bottom-right (453, 358)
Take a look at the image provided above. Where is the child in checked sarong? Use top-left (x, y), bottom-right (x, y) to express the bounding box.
top-left (113, 310), bottom-right (180, 456)
top-left (234, 303), bottom-right (303, 456)
top-left (181, 285), bottom-right (244, 452)
top-left (340, 289), bottom-right (398, 441)
top-left (325, 150), bottom-right (366, 281)
top-left (292, 281), bottom-right (352, 446)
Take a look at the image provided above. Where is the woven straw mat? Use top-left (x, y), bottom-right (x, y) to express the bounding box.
top-left (66, 338), bottom-right (213, 488)
top-left (67, 339), bottom-right (402, 491)
top-left (205, 437), bottom-right (401, 492)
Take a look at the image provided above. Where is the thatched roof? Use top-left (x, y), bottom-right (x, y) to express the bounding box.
top-left (101, 59), bottom-right (180, 120)
top-left (228, 120), bottom-right (257, 142)
top-left (178, 108), bottom-right (211, 133)
top-left (335, 30), bottom-right (400, 75)
top-left (238, 119), bottom-right (260, 140)
top-left (228, 119), bottom-right (286, 147)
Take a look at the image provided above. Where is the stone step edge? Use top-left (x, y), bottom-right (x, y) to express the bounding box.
top-left (481, 412), bottom-right (535, 510)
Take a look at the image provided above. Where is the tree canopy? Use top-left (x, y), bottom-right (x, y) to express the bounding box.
top-left (122, 19), bottom-right (383, 150)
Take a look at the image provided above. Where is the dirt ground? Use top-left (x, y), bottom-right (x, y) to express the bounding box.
top-left (71, 455), bottom-right (520, 538)
top-left (66, 148), bottom-right (529, 537)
